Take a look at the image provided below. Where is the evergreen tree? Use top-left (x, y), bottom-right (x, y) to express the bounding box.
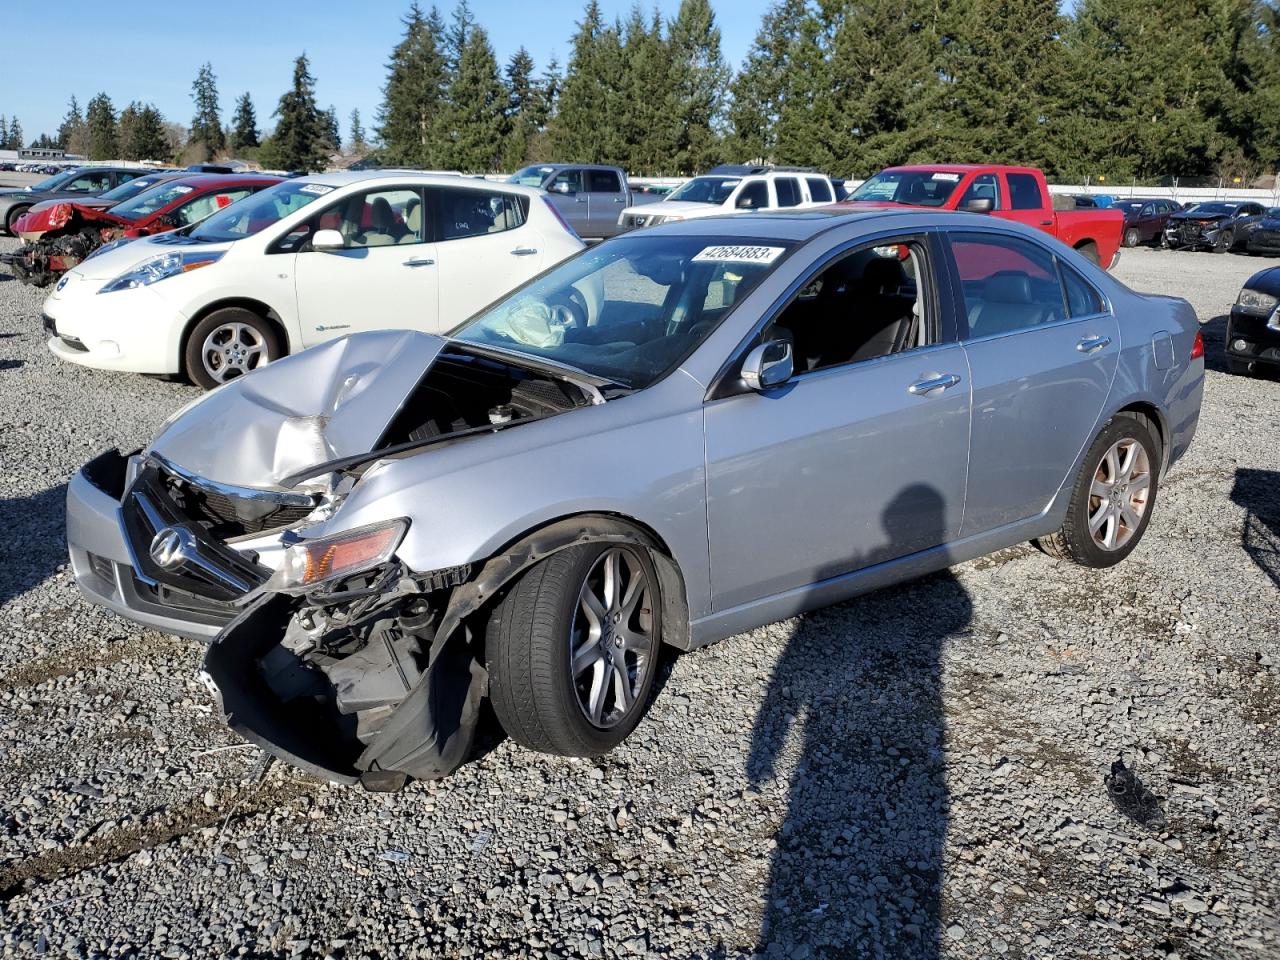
top-left (349, 108), bottom-right (368, 152)
top-left (1223, 0), bottom-right (1280, 177)
top-left (551, 1), bottom-right (628, 162)
top-left (666, 0), bottom-right (728, 173)
top-left (501, 47), bottom-right (538, 170)
top-left (376, 2), bottom-right (449, 166)
top-left (230, 93), bottom-right (260, 152)
top-left (7, 118), bottom-right (20, 150)
top-left (323, 104), bottom-right (342, 152)
top-left (57, 96), bottom-right (86, 153)
top-left (0, 116), bottom-right (8, 149)
top-left (85, 93), bottom-right (118, 160)
top-left (189, 62), bottom-right (226, 158)
top-left (435, 21), bottom-right (507, 171)
top-left (32, 133), bottom-right (57, 149)
top-left (117, 102), bottom-right (141, 159)
top-left (125, 104), bottom-right (169, 161)
top-left (263, 54), bottom-right (331, 172)
top-left (619, 8), bottom-right (675, 174)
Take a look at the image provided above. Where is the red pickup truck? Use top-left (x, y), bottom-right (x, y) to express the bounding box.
top-left (843, 164), bottom-right (1125, 269)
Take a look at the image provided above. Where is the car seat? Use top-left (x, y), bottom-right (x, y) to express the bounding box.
top-left (967, 271), bottom-right (1044, 337)
top-left (399, 197), bottom-right (422, 243)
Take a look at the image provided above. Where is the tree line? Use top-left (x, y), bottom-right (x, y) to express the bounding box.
top-left (6, 0), bottom-right (1279, 181)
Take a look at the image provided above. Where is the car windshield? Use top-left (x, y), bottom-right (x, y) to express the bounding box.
top-left (849, 170), bottom-right (962, 207)
top-left (29, 169), bottom-right (78, 192)
top-left (1187, 202), bottom-right (1237, 215)
top-left (98, 176), bottom-right (167, 204)
top-left (109, 182), bottom-right (201, 222)
top-left (667, 177), bottom-right (741, 204)
top-left (508, 165), bottom-right (556, 187)
top-left (452, 234), bottom-right (792, 389)
top-left (190, 180), bottom-right (327, 242)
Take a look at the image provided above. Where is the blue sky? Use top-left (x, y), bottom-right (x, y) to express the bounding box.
top-left (3, 0), bottom-right (769, 145)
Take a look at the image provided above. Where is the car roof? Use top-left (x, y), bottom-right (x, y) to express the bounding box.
top-left (882, 164), bottom-right (1040, 175)
top-left (162, 174), bottom-right (284, 190)
top-left (293, 170), bottom-right (546, 195)
top-left (634, 205), bottom-right (1007, 242)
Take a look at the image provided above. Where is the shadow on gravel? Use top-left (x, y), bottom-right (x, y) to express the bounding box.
top-left (1230, 468), bottom-right (1280, 589)
top-left (748, 486), bottom-right (968, 959)
top-left (0, 358), bottom-right (24, 371)
top-left (0, 483), bottom-right (68, 606)
top-left (1200, 315), bottom-right (1229, 374)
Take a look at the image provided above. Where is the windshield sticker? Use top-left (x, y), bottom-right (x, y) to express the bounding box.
top-left (693, 245), bottom-right (785, 264)
top-left (298, 184), bottom-right (334, 195)
top-left (172, 185), bottom-right (194, 194)
top-left (930, 173), bottom-right (961, 182)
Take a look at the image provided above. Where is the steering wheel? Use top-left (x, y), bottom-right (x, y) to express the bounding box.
top-left (547, 289), bottom-right (589, 330)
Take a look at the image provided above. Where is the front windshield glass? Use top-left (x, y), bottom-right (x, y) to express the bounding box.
top-left (508, 165), bottom-right (555, 187)
top-left (109, 182), bottom-right (199, 221)
top-left (452, 235), bottom-right (792, 389)
top-left (190, 180), bottom-right (325, 241)
top-left (30, 169), bottom-right (78, 192)
top-left (850, 170), bottom-right (962, 207)
top-left (667, 177), bottom-right (741, 204)
top-left (1187, 202), bottom-right (1237, 215)
top-left (99, 176), bottom-right (166, 204)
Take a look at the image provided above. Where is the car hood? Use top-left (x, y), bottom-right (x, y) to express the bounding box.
top-left (1170, 211), bottom-right (1230, 223)
top-left (623, 200), bottom-right (732, 220)
top-left (147, 331), bottom-right (445, 491)
top-left (75, 232), bottom-right (232, 280)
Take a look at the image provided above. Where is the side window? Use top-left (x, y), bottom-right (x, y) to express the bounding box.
top-left (331, 187), bottom-right (425, 248)
top-left (958, 173), bottom-right (1000, 209)
top-left (950, 232), bottom-right (1066, 338)
top-left (768, 238), bottom-right (929, 374)
top-left (173, 189), bottom-right (254, 226)
top-left (586, 169), bottom-right (621, 193)
top-left (550, 169), bottom-right (583, 194)
top-left (433, 188), bottom-right (527, 241)
top-left (1140, 203), bottom-right (1155, 216)
top-left (1059, 261), bottom-right (1106, 317)
top-left (1006, 173), bottom-right (1044, 211)
top-left (805, 177), bottom-right (833, 203)
top-left (735, 180), bottom-right (768, 210)
top-left (67, 172), bottom-right (111, 193)
top-left (116, 171), bottom-right (143, 185)
top-left (774, 178), bottom-right (802, 208)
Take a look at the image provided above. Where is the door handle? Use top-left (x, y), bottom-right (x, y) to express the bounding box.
top-left (1076, 335), bottom-right (1111, 353)
top-left (908, 373), bottom-right (961, 396)
top-left (575, 198), bottom-right (587, 203)
top-left (402, 257), bottom-right (435, 267)
top-left (613, 197), bottom-right (625, 203)
top-left (510, 247), bottom-right (538, 256)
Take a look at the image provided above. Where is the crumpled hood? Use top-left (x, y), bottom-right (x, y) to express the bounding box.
top-left (148, 330), bottom-right (445, 489)
top-left (1170, 211), bottom-right (1229, 224)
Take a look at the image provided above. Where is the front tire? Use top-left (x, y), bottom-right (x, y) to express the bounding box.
top-left (1036, 417), bottom-right (1160, 568)
top-left (183, 307), bottom-right (281, 391)
top-left (1213, 230), bottom-right (1233, 254)
top-left (485, 542), bottom-right (662, 757)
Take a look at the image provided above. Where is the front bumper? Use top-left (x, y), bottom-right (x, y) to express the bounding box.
top-left (1226, 307), bottom-right (1280, 367)
top-left (43, 273), bottom-right (187, 375)
top-left (67, 451), bottom-right (237, 640)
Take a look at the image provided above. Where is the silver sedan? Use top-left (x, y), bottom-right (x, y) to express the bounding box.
top-left (65, 209), bottom-right (1205, 787)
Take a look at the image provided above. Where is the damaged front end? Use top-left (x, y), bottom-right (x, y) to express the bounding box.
top-left (3, 205), bottom-right (130, 286)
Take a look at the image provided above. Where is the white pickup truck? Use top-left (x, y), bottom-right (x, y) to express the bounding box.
top-left (617, 165), bottom-right (838, 230)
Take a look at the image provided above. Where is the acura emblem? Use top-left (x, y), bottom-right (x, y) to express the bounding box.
top-left (149, 526), bottom-right (193, 569)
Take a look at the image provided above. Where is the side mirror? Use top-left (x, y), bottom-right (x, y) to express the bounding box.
top-left (312, 228), bottom-right (346, 251)
top-left (552, 182), bottom-right (573, 195)
top-left (960, 197), bottom-right (994, 213)
top-left (736, 196), bottom-right (755, 210)
top-left (741, 339), bottom-right (793, 391)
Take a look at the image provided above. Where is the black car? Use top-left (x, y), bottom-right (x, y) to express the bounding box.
top-left (1242, 209), bottom-right (1280, 256)
top-left (0, 166), bottom-right (148, 235)
top-left (1164, 200), bottom-right (1267, 252)
top-left (1113, 198), bottom-right (1182, 246)
top-left (1226, 267), bottom-right (1280, 375)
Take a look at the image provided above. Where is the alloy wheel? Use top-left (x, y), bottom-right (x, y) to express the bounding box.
top-left (201, 321), bottom-right (268, 383)
top-left (1088, 438), bottom-right (1151, 551)
top-left (569, 547), bottom-right (656, 728)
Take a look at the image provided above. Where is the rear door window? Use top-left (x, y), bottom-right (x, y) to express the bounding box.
top-left (805, 177), bottom-right (833, 203)
top-left (586, 169), bottom-right (622, 193)
top-left (1058, 261), bottom-right (1106, 317)
top-left (774, 178), bottom-right (802, 208)
top-left (1005, 173), bottom-right (1045, 211)
top-left (432, 187), bottom-right (527, 240)
top-left (949, 232), bottom-right (1067, 338)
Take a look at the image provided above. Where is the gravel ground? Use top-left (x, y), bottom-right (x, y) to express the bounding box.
top-left (0, 242), bottom-right (1277, 960)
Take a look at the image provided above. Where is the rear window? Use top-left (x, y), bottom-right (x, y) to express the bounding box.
top-left (1006, 173), bottom-right (1044, 211)
top-left (805, 178), bottom-right (833, 203)
top-left (774, 178), bottom-right (802, 208)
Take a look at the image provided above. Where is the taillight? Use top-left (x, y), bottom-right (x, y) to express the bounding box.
top-left (1190, 330), bottom-right (1204, 360)
top-left (542, 197), bottom-right (580, 240)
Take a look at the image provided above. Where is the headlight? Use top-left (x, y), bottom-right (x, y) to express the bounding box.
top-left (98, 250), bottom-right (224, 294)
top-left (264, 519), bottom-right (408, 593)
top-left (1235, 288), bottom-right (1278, 315)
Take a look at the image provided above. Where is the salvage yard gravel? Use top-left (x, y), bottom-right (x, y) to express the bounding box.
top-left (1, 240), bottom-right (1277, 959)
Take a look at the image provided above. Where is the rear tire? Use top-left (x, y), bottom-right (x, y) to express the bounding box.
top-left (485, 542), bottom-right (662, 757)
top-left (183, 307), bottom-right (282, 391)
top-left (1035, 417), bottom-right (1160, 568)
top-left (1123, 227), bottom-right (1140, 248)
top-left (5, 205), bottom-right (30, 235)
top-left (1076, 242), bottom-right (1101, 266)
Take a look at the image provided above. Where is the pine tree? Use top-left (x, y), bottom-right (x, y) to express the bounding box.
top-left (231, 93), bottom-right (260, 152)
top-left (85, 93), bottom-right (118, 160)
top-left (435, 21), bottom-right (507, 171)
top-left (1221, 0), bottom-right (1280, 179)
top-left (117, 103), bottom-right (141, 159)
top-left (619, 9), bottom-right (675, 175)
top-left (349, 108), bottom-right (368, 152)
top-left (376, 2), bottom-right (449, 166)
top-left (190, 62), bottom-right (226, 159)
top-left (552, 1), bottom-right (628, 162)
top-left (0, 116), bottom-right (8, 150)
top-left (666, 0), bottom-right (728, 173)
top-left (125, 105), bottom-right (169, 161)
top-left (501, 47), bottom-right (538, 170)
top-left (8, 118), bottom-right (23, 152)
top-left (57, 96), bottom-right (86, 153)
top-left (323, 104), bottom-right (342, 152)
top-left (263, 54), bottom-right (331, 172)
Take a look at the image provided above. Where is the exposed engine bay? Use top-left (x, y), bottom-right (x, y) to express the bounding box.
top-left (1, 227), bottom-right (114, 286)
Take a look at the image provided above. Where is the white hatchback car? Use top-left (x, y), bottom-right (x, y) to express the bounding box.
top-left (43, 172), bottom-right (584, 388)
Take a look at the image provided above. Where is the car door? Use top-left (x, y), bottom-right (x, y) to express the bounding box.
top-left (773, 177), bottom-right (803, 210)
top-left (584, 168), bottom-right (627, 237)
top-left (946, 230), bottom-right (1119, 536)
top-left (995, 172), bottom-right (1055, 235)
top-left (430, 185), bottom-right (544, 330)
top-left (292, 185), bottom-right (439, 346)
top-left (704, 232), bottom-right (970, 610)
top-left (546, 168), bottom-right (589, 236)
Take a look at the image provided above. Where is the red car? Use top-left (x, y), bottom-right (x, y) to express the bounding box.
top-left (842, 164), bottom-right (1126, 269)
top-left (4, 174), bottom-right (282, 286)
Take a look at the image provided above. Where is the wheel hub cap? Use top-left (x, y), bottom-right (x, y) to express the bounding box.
top-left (1088, 438), bottom-right (1151, 551)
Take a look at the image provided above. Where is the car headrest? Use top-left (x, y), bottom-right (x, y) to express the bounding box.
top-left (984, 271), bottom-right (1033, 303)
top-left (862, 256), bottom-right (905, 293)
